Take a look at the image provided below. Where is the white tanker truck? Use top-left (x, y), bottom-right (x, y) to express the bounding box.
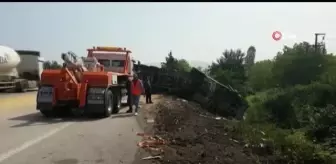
top-left (0, 45), bottom-right (44, 92)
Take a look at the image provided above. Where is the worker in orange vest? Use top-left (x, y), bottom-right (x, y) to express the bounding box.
top-left (130, 74), bottom-right (145, 116)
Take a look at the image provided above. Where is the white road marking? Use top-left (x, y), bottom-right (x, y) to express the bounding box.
top-left (0, 122), bottom-right (72, 163)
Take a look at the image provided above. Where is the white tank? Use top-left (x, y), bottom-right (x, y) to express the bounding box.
top-left (0, 45), bottom-right (21, 79)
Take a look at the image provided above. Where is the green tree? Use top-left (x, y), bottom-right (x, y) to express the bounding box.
top-left (247, 60), bottom-right (274, 92)
top-left (161, 51), bottom-right (178, 71)
top-left (209, 49), bottom-right (247, 94)
top-left (43, 60), bottom-right (62, 69)
top-left (209, 49), bottom-right (246, 73)
top-left (245, 46), bottom-right (256, 70)
top-left (272, 42), bottom-right (327, 87)
top-left (161, 51), bottom-right (191, 72)
top-left (319, 54), bottom-right (336, 86)
top-left (176, 59), bottom-right (191, 72)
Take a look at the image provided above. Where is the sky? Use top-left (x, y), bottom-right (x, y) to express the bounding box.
top-left (1, 2), bottom-right (336, 65)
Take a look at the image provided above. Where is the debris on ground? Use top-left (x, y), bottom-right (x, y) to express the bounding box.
top-left (142, 156), bottom-right (162, 160)
top-left (136, 132), bottom-right (167, 149)
top-left (136, 95), bottom-right (274, 164)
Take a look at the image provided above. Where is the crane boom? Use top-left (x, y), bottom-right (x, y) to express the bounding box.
top-left (60, 51), bottom-right (103, 83)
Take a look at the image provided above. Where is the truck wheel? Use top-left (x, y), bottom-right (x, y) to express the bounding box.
top-left (15, 80), bottom-right (27, 93)
top-left (102, 90), bottom-right (113, 117)
top-left (55, 108), bottom-right (73, 117)
top-left (113, 94), bottom-right (121, 114)
top-left (40, 110), bottom-right (55, 118)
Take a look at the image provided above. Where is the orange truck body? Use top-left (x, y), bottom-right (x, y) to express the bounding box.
top-left (36, 46), bottom-right (133, 117)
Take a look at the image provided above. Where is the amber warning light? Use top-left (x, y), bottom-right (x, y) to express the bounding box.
top-left (96, 47), bottom-right (124, 51)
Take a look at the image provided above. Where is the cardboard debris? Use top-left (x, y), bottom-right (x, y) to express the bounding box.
top-left (136, 132), bottom-right (167, 148)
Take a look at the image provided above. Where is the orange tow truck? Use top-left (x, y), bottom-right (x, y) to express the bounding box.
top-left (36, 46), bottom-right (134, 118)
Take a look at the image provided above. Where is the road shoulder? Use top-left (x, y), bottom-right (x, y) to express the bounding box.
top-left (133, 95), bottom-right (165, 164)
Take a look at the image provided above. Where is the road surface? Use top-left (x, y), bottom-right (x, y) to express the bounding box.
top-left (0, 91), bottom-right (142, 164)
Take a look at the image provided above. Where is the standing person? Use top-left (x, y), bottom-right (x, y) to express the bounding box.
top-left (130, 74), bottom-right (145, 116)
top-left (143, 76), bottom-right (153, 104)
top-left (126, 76), bottom-right (133, 113)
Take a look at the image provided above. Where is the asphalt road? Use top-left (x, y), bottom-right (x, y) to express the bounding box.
top-left (0, 92), bottom-right (142, 164)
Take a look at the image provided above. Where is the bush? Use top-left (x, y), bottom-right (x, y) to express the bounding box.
top-left (246, 83), bottom-right (336, 129)
top-left (235, 122), bottom-right (334, 164)
top-left (245, 88), bottom-right (284, 124)
top-left (305, 105), bottom-right (336, 150)
top-left (282, 131), bottom-right (330, 164)
top-left (243, 82), bottom-right (336, 163)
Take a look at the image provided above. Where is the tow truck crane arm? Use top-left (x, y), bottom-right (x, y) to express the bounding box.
top-left (60, 51), bottom-right (103, 84)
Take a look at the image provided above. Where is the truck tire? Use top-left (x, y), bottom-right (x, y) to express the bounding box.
top-left (113, 93), bottom-right (121, 114)
top-left (102, 90), bottom-right (113, 118)
top-left (39, 107), bottom-right (72, 118)
top-left (15, 80), bottom-right (27, 92)
top-left (40, 110), bottom-right (55, 118)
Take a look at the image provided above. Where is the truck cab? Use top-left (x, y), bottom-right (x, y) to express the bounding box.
top-left (86, 46), bottom-right (135, 107)
top-left (87, 46), bottom-right (134, 78)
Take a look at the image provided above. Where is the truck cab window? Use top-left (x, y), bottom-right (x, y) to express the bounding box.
top-left (111, 60), bottom-right (125, 67)
top-left (98, 59), bottom-right (110, 67)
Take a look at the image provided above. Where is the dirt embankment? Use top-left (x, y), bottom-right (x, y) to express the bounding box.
top-left (135, 95), bottom-right (262, 164)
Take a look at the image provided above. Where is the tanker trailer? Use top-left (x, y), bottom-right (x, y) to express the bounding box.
top-left (0, 45), bottom-right (44, 92)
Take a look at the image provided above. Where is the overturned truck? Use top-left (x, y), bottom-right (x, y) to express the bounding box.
top-left (135, 64), bottom-right (248, 119)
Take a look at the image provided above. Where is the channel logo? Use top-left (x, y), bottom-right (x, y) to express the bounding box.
top-left (272, 31), bottom-right (297, 41)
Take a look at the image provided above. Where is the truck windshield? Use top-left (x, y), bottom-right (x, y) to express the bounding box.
top-left (111, 60), bottom-right (125, 67)
top-left (97, 59), bottom-right (110, 67)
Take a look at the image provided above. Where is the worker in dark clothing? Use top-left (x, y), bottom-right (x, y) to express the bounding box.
top-left (143, 76), bottom-right (153, 104)
top-left (126, 77), bottom-right (133, 113)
